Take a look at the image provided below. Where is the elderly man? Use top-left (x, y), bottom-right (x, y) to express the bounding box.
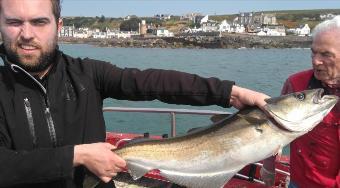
top-left (0, 0), bottom-right (269, 187)
top-left (261, 16), bottom-right (340, 188)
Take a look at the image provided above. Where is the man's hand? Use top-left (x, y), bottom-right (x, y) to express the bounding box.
top-left (73, 143), bottom-right (126, 183)
top-left (230, 85), bottom-right (270, 110)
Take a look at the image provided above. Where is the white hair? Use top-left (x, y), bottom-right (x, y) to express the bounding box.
top-left (312, 15), bottom-right (340, 39)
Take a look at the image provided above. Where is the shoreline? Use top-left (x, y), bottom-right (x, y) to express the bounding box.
top-left (58, 33), bottom-right (312, 49)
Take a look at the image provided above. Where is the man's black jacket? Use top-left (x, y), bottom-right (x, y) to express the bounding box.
top-left (0, 47), bottom-right (233, 188)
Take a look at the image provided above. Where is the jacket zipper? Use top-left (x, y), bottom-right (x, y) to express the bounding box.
top-left (11, 64), bottom-right (58, 147)
top-left (42, 96), bottom-right (57, 147)
top-left (23, 98), bottom-right (37, 148)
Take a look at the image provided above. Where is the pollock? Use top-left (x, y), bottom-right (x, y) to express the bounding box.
top-left (111, 89), bottom-right (338, 188)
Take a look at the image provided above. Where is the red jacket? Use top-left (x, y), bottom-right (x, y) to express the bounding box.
top-left (283, 69), bottom-right (340, 188)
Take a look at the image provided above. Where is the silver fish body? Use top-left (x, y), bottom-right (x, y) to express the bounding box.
top-left (113, 89), bottom-right (338, 188)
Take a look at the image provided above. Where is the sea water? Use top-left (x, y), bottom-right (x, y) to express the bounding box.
top-left (60, 44), bottom-right (311, 136)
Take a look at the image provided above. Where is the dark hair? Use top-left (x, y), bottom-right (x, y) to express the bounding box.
top-left (51, 0), bottom-right (61, 21)
top-left (0, 0), bottom-right (61, 22)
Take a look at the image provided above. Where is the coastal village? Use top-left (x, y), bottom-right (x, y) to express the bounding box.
top-left (59, 11), bottom-right (339, 48)
top-left (59, 12), bottom-right (339, 38)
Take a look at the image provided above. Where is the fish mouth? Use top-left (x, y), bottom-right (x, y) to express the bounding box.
top-left (313, 88), bottom-right (324, 104)
top-left (313, 89), bottom-right (339, 107)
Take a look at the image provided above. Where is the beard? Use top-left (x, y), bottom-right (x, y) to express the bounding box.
top-left (3, 36), bottom-right (57, 73)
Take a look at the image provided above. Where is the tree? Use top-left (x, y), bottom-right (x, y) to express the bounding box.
top-left (99, 15), bottom-right (105, 23)
top-left (119, 18), bottom-right (141, 31)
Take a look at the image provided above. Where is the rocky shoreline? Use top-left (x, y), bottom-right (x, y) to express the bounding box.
top-left (59, 33), bottom-right (312, 49)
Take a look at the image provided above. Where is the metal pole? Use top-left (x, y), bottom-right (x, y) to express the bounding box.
top-left (170, 112), bottom-right (176, 137)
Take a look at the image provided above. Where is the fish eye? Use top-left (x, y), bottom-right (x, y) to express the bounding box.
top-left (296, 93), bottom-right (305, 101)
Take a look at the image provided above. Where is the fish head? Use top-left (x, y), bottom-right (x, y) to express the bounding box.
top-left (264, 88), bottom-right (338, 132)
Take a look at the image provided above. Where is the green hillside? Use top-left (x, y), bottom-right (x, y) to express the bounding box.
top-left (266, 9), bottom-right (340, 28)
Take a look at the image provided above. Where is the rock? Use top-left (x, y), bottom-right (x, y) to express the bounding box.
top-left (58, 34), bottom-right (312, 49)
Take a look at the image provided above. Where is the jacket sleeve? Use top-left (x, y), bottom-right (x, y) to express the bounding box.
top-left (87, 59), bottom-right (234, 108)
top-left (0, 105), bottom-right (74, 186)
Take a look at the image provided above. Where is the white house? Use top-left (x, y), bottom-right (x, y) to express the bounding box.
top-left (263, 25), bottom-right (286, 36)
top-left (92, 32), bottom-right (107, 39)
top-left (219, 20), bottom-right (231, 32)
top-left (296, 24), bottom-right (310, 36)
top-left (59, 26), bottom-right (75, 37)
top-left (200, 15), bottom-right (209, 25)
top-left (201, 20), bottom-right (219, 32)
top-left (106, 29), bottom-right (118, 39)
top-left (73, 31), bottom-right (88, 38)
top-left (73, 27), bottom-right (91, 38)
top-left (115, 31), bottom-right (132, 39)
top-left (154, 28), bottom-right (173, 37)
top-left (231, 24), bottom-right (245, 33)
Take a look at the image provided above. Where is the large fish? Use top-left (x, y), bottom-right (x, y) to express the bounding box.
top-left (90, 89), bottom-right (338, 188)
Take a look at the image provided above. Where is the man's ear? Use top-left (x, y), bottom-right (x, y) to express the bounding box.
top-left (57, 18), bottom-right (63, 33)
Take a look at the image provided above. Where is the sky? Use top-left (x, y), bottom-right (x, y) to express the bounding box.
top-left (61, 0), bottom-right (340, 18)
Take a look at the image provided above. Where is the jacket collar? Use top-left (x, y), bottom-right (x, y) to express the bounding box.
top-left (308, 74), bottom-right (339, 96)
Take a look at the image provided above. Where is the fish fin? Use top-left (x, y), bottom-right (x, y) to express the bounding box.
top-left (255, 124), bottom-right (263, 133)
top-left (83, 174), bottom-right (100, 188)
top-left (210, 114), bottom-right (231, 123)
top-left (160, 169), bottom-right (240, 188)
top-left (126, 160), bottom-right (154, 180)
top-left (237, 114), bottom-right (267, 124)
top-left (187, 126), bottom-right (206, 134)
